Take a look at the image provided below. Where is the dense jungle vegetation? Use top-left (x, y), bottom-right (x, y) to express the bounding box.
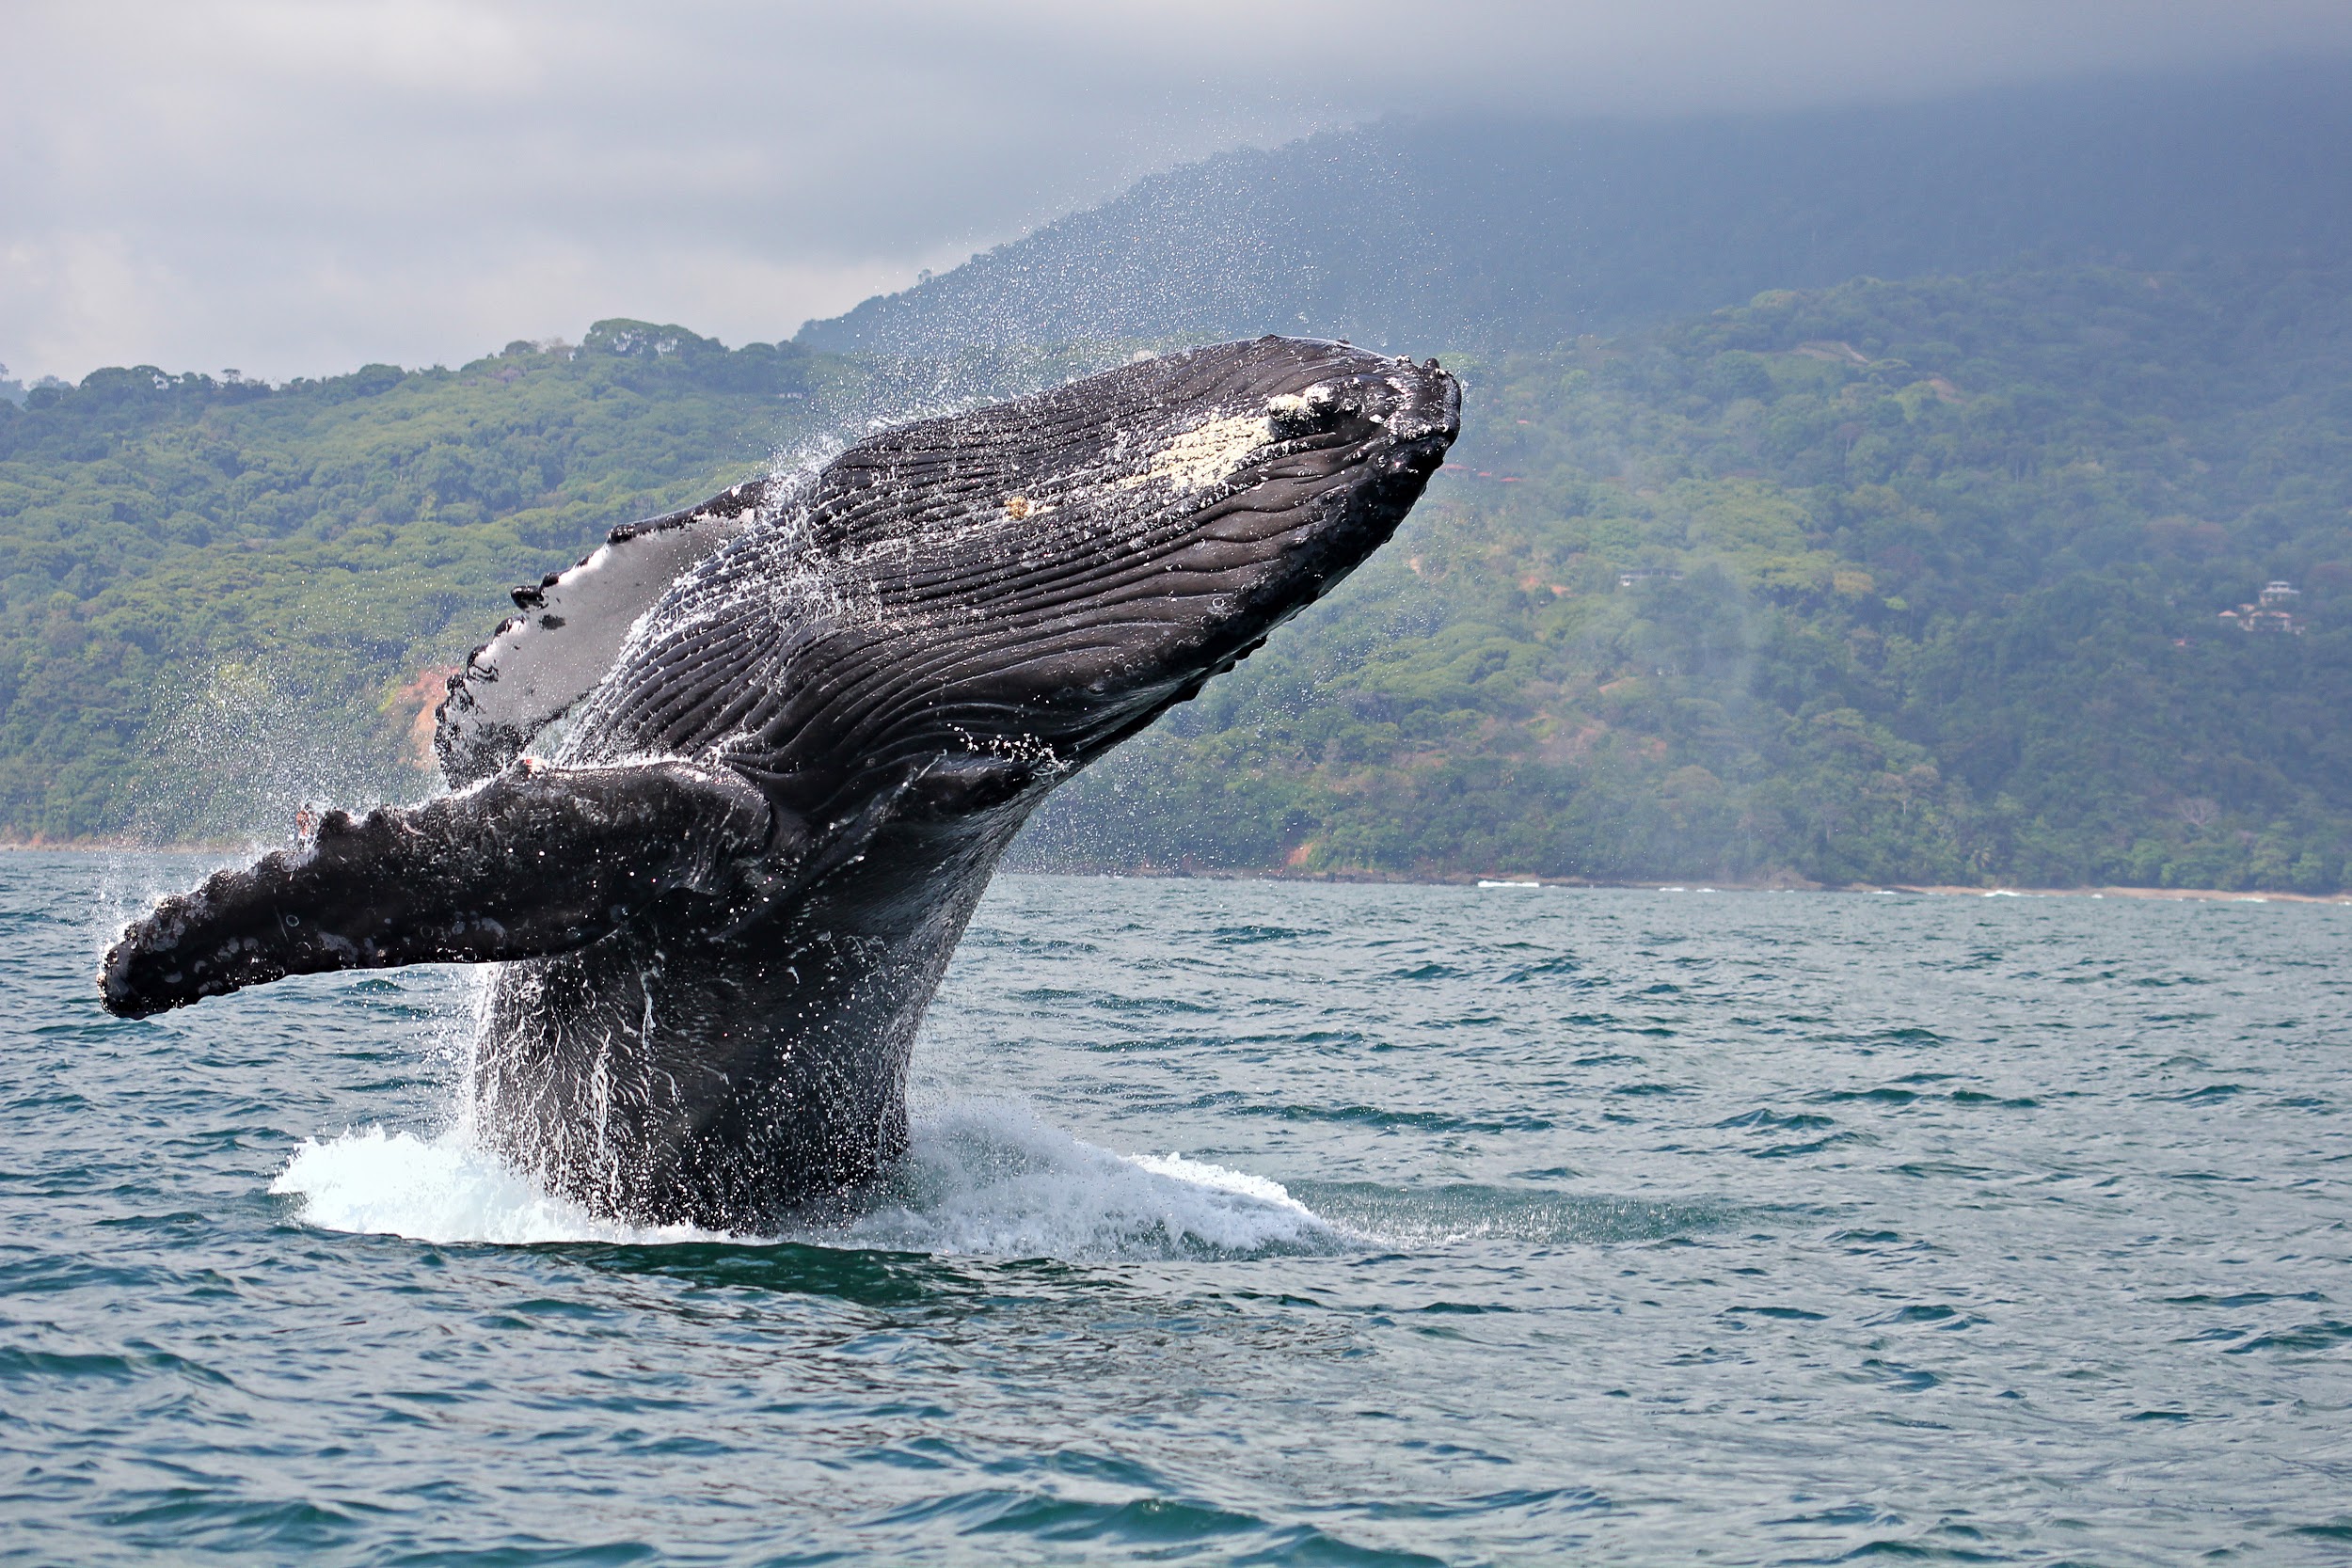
top-left (0, 323), bottom-right (837, 840)
top-left (1017, 262), bottom-right (2352, 892)
top-left (3, 264), bottom-right (2348, 890)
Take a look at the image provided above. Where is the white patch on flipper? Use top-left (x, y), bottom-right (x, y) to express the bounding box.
top-left (436, 478), bottom-right (802, 784)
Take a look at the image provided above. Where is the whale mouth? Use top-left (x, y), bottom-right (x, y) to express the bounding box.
top-left (1024, 344), bottom-right (1461, 757)
top-left (1090, 349), bottom-right (1462, 685)
top-left (956, 353), bottom-right (1458, 772)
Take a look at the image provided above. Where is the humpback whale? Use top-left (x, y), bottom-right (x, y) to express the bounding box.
top-left (101, 337), bottom-right (1462, 1227)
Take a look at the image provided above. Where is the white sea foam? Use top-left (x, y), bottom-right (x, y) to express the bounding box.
top-left (271, 1126), bottom-right (718, 1246)
top-left (271, 1102), bottom-right (1346, 1260)
top-left (834, 1107), bottom-right (1344, 1259)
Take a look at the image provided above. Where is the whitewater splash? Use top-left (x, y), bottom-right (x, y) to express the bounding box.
top-left (271, 1102), bottom-right (1348, 1260)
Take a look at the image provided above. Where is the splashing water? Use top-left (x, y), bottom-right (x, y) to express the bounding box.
top-left (272, 1126), bottom-right (693, 1246)
top-left (272, 1101), bottom-right (1345, 1260)
top-left (828, 1105), bottom-right (1346, 1259)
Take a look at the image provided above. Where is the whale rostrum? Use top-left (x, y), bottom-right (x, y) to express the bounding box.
top-left (101, 337), bottom-right (1463, 1227)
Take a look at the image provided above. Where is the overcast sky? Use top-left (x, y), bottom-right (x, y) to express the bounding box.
top-left (6, 0), bottom-right (2349, 385)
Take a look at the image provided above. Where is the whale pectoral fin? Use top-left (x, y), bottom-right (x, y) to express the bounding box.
top-left (434, 473), bottom-right (798, 786)
top-left (100, 762), bottom-right (775, 1019)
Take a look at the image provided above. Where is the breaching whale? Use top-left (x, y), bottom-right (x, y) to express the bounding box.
top-left (102, 337), bottom-right (1462, 1227)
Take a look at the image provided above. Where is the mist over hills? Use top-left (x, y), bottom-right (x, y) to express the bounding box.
top-left (799, 62), bottom-right (2352, 358)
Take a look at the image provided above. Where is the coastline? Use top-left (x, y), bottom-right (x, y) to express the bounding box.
top-left (11, 841), bottom-right (2344, 904)
top-left (1883, 882), bottom-right (2350, 906)
top-left (1021, 862), bottom-right (2352, 903)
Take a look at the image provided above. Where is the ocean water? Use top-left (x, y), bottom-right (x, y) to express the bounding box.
top-left (4, 856), bottom-right (2348, 1565)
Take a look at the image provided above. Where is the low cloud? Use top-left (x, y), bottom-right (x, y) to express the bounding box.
top-left (5, 0), bottom-right (2348, 381)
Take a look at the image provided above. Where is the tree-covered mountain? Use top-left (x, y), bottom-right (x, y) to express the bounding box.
top-left (1010, 260), bottom-right (2352, 893)
top-left (4, 260), bottom-right (2346, 890)
top-left (0, 323), bottom-right (840, 841)
top-left (799, 63), bottom-right (2352, 359)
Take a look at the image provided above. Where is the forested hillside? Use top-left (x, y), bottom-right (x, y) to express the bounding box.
top-left (0, 324), bottom-right (836, 840)
top-left (3, 263), bottom-right (2348, 891)
top-left (1015, 262), bottom-right (2352, 892)
top-left (800, 64), bottom-right (2352, 359)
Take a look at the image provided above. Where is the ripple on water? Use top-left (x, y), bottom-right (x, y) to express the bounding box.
top-left (5, 863), bottom-right (2350, 1564)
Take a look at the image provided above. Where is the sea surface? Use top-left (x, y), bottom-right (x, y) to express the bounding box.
top-left (3, 855), bottom-right (2348, 1565)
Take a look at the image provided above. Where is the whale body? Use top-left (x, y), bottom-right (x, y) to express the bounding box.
top-left (102, 337), bottom-right (1462, 1227)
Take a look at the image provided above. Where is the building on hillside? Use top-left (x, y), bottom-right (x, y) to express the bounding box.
top-left (2217, 580), bottom-right (2304, 634)
top-left (1617, 568), bottom-right (1686, 590)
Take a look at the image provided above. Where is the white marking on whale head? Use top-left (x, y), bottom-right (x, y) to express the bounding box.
top-left (1117, 411), bottom-right (1274, 493)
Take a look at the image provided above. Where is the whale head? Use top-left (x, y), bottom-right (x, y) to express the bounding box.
top-left (901, 337), bottom-right (1461, 768)
top-left (560, 337), bottom-right (1460, 828)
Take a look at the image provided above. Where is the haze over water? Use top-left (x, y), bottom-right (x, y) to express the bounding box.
top-left (5, 857), bottom-right (2348, 1563)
